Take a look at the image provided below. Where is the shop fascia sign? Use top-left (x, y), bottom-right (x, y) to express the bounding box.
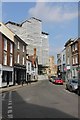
top-left (66, 65), bottom-right (70, 70)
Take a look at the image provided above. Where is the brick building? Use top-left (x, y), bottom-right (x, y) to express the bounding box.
top-left (71, 38), bottom-right (80, 78)
top-left (14, 35), bottom-right (27, 85)
top-left (0, 22), bottom-right (14, 87)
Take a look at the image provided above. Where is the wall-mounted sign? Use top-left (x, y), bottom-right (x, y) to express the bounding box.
top-left (67, 66), bottom-right (70, 70)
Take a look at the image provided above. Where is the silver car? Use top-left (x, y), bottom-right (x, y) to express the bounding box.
top-left (66, 79), bottom-right (78, 92)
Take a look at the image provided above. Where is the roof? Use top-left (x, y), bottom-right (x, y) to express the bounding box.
top-left (15, 35), bottom-right (28, 45)
top-left (5, 17), bottom-right (42, 27)
top-left (64, 39), bottom-right (74, 47)
top-left (31, 17), bottom-right (42, 22)
top-left (42, 31), bottom-right (49, 35)
top-left (0, 22), bottom-right (15, 42)
top-left (5, 21), bottom-right (22, 27)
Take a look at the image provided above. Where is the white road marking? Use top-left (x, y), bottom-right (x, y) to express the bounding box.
top-left (8, 102), bottom-right (12, 105)
top-left (7, 109), bottom-right (12, 114)
top-left (8, 114), bottom-right (13, 118)
top-left (8, 106), bottom-right (12, 109)
top-left (7, 91), bottom-right (13, 118)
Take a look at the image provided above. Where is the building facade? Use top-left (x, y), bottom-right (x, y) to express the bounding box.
top-left (57, 54), bottom-right (62, 78)
top-left (6, 17), bottom-right (49, 70)
top-left (71, 38), bottom-right (80, 78)
top-left (65, 39), bottom-right (74, 79)
top-left (0, 22), bottom-right (14, 87)
top-left (14, 35), bottom-right (27, 85)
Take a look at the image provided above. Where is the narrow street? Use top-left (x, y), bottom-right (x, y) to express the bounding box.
top-left (2, 80), bottom-right (79, 119)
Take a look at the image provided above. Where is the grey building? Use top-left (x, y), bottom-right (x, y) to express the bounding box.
top-left (5, 17), bottom-right (49, 74)
top-left (65, 39), bottom-right (74, 79)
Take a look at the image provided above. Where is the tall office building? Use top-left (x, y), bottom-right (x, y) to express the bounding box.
top-left (6, 17), bottom-right (49, 67)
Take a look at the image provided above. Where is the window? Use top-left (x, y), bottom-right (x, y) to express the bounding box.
top-left (72, 57), bottom-right (75, 64)
top-left (28, 63), bottom-right (30, 71)
top-left (72, 45), bottom-right (74, 52)
top-left (3, 51), bottom-right (7, 65)
top-left (75, 43), bottom-right (77, 51)
top-left (4, 38), bottom-right (7, 51)
top-left (17, 42), bottom-right (20, 49)
top-left (63, 55), bottom-right (65, 61)
top-left (23, 46), bottom-right (25, 52)
top-left (17, 54), bottom-right (19, 63)
top-left (75, 55), bottom-right (78, 64)
top-left (67, 57), bottom-right (70, 64)
top-left (2, 71), bottom-right (7, 82)
top-left (10, 54), bottom-right (13, 66)
top-left (10, 42), bottom-right (13, 53)
top-left (23, 57), bottom-right (25, 65)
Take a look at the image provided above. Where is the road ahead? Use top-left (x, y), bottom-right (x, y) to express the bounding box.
top-left (2, 80), bottom-right (79, 119)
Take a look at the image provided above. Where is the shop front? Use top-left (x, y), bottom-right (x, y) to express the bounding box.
top-left (14, 65), bottom-right (26, 85)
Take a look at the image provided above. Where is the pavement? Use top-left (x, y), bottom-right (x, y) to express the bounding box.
top-left (0, 81), bottom-right (39, 94)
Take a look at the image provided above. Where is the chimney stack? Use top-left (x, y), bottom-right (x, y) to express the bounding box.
top-left (34, 48), bottom-right (36, 56)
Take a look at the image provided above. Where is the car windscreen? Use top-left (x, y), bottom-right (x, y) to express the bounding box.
top-left (71, 80), bottom-right (78, 83)
top-left (51, 76), bottom-right (56, 78)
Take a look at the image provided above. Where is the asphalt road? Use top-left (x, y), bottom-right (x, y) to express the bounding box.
top-left (1, 80), bottom-right (79, 119)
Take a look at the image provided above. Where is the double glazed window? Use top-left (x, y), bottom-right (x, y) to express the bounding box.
top-left (10, 42), bottom-right (13, 53)
top-left (3, 51), bottom-right (7, 65)
top-left (17, 54), bottom-right (20, 63)
top-left (10, 54), bottom-right (13, 66)
top-left (4, 38), bottom-right (7, 51)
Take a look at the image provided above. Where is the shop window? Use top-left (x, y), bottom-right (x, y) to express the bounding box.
top-left (2, 71), bottom-right (7, 82)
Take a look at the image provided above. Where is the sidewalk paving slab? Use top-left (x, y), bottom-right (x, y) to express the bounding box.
top-left (0, 81), bottom-right (39, 94)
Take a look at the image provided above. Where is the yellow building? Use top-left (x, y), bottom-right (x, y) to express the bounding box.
top-left (48, 56), bottom-right (57, 76)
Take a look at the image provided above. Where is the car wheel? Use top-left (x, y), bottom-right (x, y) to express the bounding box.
top-left (69, 86), bottom-right (73, 92)
top-left (66, 85), bottom-right (68, 90)
top-left (77, 89), bottom-right (80, 96)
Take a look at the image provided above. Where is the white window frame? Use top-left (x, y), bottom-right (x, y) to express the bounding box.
top-left (17, 54), bottom-right (19, 63)
top-left (23, 57), bottom-right (25, 65)
top-left (23, 46), bottom-right (25, 52)
top-left (72, 45), bottom-right (74, 52)
top-left (4, 38), bottom-right (7, 51)
top-left (75, 43), bottom-right (77, 51)
top-left (67, 57), bottom-right (70, 64)
top-left (28, 63), bottom-right (30, 71)
top-left (72, 57), bottom-right (75, 64)
top-left (75, 55), bottom-right (78, 64)
top-left (10, 54), bottom-right (13, 66)
top-left (3, 51), bottom-right (7, 65)
top-left (17, 42), bottom-right (20, 49)
top-left (10, 42), bottom-right (13, 53)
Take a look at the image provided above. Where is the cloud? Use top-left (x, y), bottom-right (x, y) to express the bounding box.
top-left (28, 2), bottom-right (78, 23)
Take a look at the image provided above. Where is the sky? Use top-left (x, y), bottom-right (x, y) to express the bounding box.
top-left (1, 1), bottom-right (78, 63)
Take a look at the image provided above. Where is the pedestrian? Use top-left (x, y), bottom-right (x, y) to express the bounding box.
top-left (22, 80), bottom-right (24, 86)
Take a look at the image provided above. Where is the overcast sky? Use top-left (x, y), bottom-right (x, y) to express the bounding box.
top-left (2, 1), bottom-right (78, 63)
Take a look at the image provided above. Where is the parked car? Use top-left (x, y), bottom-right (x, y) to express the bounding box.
top-left (77, 80), bottom-right (80, 95)
top-left (66, 79), bottom-right (78, 92)
top-left (53, 78), bottom-right (64, 85)
top-left (49, 76), bottom-right (56, 83)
